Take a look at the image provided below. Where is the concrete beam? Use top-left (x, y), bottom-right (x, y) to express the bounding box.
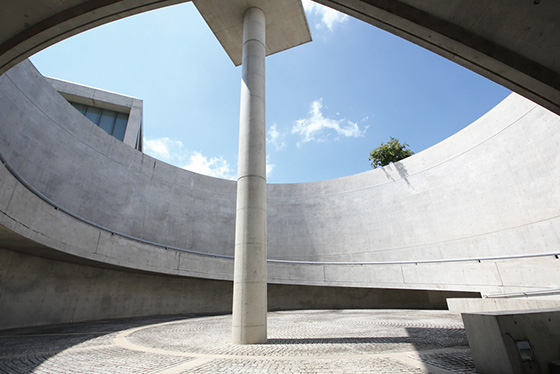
top-left (193, 0), bottom-right (311, 66)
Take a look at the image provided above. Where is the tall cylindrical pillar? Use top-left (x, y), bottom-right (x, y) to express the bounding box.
top-left (231, 7), bottom-right (267, 345)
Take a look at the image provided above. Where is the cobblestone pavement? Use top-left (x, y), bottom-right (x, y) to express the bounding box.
top-left (0, 310), bottom-right (478, 373)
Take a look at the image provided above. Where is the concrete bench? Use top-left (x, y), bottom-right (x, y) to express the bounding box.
top-left (462, 308), bottom-right (560, 373)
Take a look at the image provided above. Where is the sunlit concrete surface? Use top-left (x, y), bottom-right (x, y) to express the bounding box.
top-left (231, 6), bottom-right (269, 345)
top-left (0, 310), bottom-right (477, 373)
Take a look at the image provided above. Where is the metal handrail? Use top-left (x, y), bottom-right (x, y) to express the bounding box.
top-left (1, 151), bottom-right (559, 266)
top-left (267, 252), bottom-right (560, 265)
top-left (484, 288), bottom-right (560, 299)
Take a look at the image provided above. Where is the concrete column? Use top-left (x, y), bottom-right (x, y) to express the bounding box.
top-left (232, 7), bottom-right (267, 345)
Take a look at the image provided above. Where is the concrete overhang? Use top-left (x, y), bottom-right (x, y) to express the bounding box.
top-left (193, 0), bottom-right (311, 66)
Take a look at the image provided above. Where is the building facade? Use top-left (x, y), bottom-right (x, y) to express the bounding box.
top-left (47, 78), bottom-right (143, 151)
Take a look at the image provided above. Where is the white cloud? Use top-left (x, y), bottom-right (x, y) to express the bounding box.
top-left (267, 123), bottom-right (286, 150)
top-left (143, 137), bottom-right (184, 161)
top-left (183, 151), bottom-right (235, 180)
top-left (266, 155), bottom-right (275, 178)
top-left (302, 0), bottom-right (349, 31)
top-left (291, 99), bottom-right (368, 145)
top-left (144, 137), bottom-right (236, 180)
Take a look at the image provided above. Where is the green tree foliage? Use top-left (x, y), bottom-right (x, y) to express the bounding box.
top-left (369, 137), bottom-right (414, 169)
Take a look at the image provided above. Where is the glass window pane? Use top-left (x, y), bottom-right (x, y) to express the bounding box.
top-left (112, 113), bottom-right (128, 141)
top-left (71, 102), bottom-right (87, 114)
top-left (135, 129), bottom-right (141, 150)
top-left (84, 107), bottom-right (102, 125)
top-left (98, 110), bottom-right (116, 135)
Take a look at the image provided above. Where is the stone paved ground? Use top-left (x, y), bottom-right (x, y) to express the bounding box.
top-left (0, 310), bottom-right (478, 373)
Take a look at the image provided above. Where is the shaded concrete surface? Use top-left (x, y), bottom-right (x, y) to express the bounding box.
top-left (0, 310), bottom-right (477, 373)
top-left (1, 248), bottom-right (477, 331)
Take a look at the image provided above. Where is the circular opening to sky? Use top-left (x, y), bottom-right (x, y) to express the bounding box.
top-left (30, 1), bottom-right (510, 184)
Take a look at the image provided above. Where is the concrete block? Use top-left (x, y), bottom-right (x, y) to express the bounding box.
top-left (462, 308), bottom-right (560, 374)
top-left (448, 297), bottom-right (560, 313)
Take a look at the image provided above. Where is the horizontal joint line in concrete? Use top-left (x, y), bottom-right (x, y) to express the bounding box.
top-left (232, 324), bottom-right (265, 328)
top-left (237, 174), bottom-right (266, 182)
top-left (234, 281), bottom-right (265, 284)
top-left (243, 38), bottom-right (265, 48)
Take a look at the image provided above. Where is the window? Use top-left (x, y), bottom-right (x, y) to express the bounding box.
top-left (70, 102), bottom-right (129, 142)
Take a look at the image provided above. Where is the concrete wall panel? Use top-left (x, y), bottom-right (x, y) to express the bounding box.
top-left (495, 257), bottom-right (560, 290)
top-left (3, 183), bottom-right (101, 260)
top-left (0, 248), bottom-right (474, 330)
top-left (0, 248), bottom-right (233, 329)
top-left (0, 61), bottom-right (237, 259)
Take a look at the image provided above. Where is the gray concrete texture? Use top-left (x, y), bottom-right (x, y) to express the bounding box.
top-left (1, 1), bottom-right (559, 115)
top-left (462, 308), bottom-right (560, 373)
top-left (0, 248), bottom-right (474, 329)
top-left (232, 6), bottom-right (268, 344)
top-left (448, 297), bottom-right (560, 314)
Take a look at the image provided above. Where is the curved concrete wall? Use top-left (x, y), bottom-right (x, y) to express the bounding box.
top-left (2, 247), bottom-right (470, 329)
top-left (0, 60), bottom-right (237, 260)
top-left (1, 60), bottom-right (559, 328)
top-left (269, 95), bottom-right (560, 263)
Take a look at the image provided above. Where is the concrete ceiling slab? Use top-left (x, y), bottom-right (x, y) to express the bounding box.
top-left (193, 0), bottom-right (311, 66)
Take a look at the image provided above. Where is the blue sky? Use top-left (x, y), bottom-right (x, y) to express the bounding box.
top-left (30, 1), bottom-right (511, 183)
